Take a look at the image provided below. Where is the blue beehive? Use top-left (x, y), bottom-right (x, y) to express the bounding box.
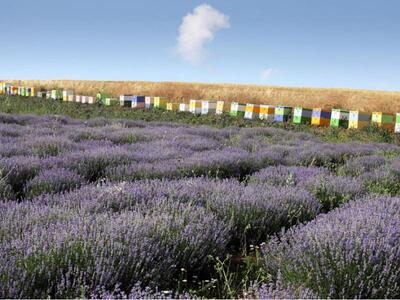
top-left (132, 95), bottom-right (146, 108)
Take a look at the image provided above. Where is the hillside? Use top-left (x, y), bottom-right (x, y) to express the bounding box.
top-left (4, 79), bottom-right (400, 114)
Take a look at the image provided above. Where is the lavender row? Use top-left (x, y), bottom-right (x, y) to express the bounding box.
top-left (0, 178), bottom-right (320, 297)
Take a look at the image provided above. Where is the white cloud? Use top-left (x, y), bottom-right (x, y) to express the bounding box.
top-left (260, 68), bottom-right (273, 82)
top-left (176, 4), bottom-right (230, 64)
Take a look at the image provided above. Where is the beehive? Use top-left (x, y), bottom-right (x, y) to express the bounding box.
top-left (371, 112), bottom-right (395, 130)
top-left (105, 98), bottom-right (119, 106)
top-left (274, 106), bottom-right (292, 122)
top-left (230, 102), bottom-right (245, 116)
top-left (51, 90), bottom-right (62, 100)
top-left (88, 96), bottom-right (95, 104)
top-left (244, 104), bottom-right (261, 119)
top-left (330, 109), bottom-right (349, 128)
top-left (259, 105), bottom-right (275, 121)
top-left (17, 87), bottom-right (22, 96)
top-left (189, 100), bottom-right (202, 114)
top-left (179, 103), bottom-right (188, 112)
top-left (395, 113), bottom-right (400, 133)
top-left (46, 91), bottom-right (51, 99)
top-left (75, 95), bottom-right (81, 103)
top-left (348, 111), bottom-right (371, 129)
top-left (293, 107), bottom-right (312, 124)
top-left (119, 95), bottom-right (134, 107)
top-left (311, 108), bottom-right (331, 126)
top-left (145, 96), bottom-right (154, 109)
top-left (131, 96), bottom-right (145, 109)
top-left (201, 100), bottom-right (217, 115)
top-left (25, 88), bottom-right (32, 97)
top-left (153, 96), bottom-right (168, 109)
top-left (216, 101), bottom-right (225, 115)
top-left (0, 82), bottom-right (3, 94)
top-left (12, 86), bottom-right (18, 95)
top-left (30, 87), bottom-right (35, 97)
top-left (166, 103), bottom-right (180, 111)
top-left (63, 90), bottom-right (74, 102)
top-left (67, 95), bottom-right (74, 102)
top-left (81, 96), bottom-right (88, 104)
top-left (37, 91), bottom-right (46, 98)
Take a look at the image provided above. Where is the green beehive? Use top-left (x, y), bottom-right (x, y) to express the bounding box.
top-left (105, 98), bottom-right (119, 106)
top-left (274, 106), bottom-right (292, 122)
top-left (293, 107), bottom-right (312, 124)
top-left (230, 102), bottom-right (245, 117)
top-left (330, 109), bottom-right (349, 128)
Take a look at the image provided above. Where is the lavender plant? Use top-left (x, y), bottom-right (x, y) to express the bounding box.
top-left (261, 195), bottom-right (400, 298)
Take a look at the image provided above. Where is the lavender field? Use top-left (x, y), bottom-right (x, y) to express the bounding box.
top-left (1, 113), bottom-right (400, 298)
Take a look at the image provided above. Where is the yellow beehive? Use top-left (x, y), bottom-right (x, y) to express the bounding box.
top-left (166, 103), bottom-right (180, 111)
top-left (348, 111), bottom-right (371, 129)
top-left (244, 104), bottom-right (261, 119)
top-left (154, 96), bottom-right (167, 108)
top-left (259, 105), bottom-right (275, 121)
top-left (0, 82), bottom-right (3, 94)
top-left (63, 90), bottom-right (74, 101)
top-left (215, 101), bottom-right (225, 115)
top-left (371, 112), bottom-right (395, 130)
top-left (30, 87), bottom-right (35, 97)
top-left (189, 99), bottom-right (202, 114)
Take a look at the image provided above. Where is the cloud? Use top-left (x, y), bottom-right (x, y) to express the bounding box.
top-left (260, 68), bottom-right (273, 82)
top-left (176, 4), bottom-right (230, 64)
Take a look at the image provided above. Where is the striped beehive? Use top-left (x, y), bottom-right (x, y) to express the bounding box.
top-left (348, 111), bottom-right (371, 129)
top-left (230, 102), bottom-right (246, 117)
top-left (274, 106), bottom-right (292, 122)
top-left (63, 90), bottom-right (74, 102)
top-left (145, 96), bottom-right (154, 109)
top-left (259, 105), bottom-right (274, 121)
top-left (119, 95), bottom-right (134, 107)
top-left (75, 95), bottom-right (82, 103)
top-left (88, 96), bottom-right (95, 104)
top-left (371, 112), bottom-right (395, 130)
top-left (67, 95), bottom-right (74, 102)
top-left (330, 109), bottom-right (349, 128)
top-left (244, 104), bottom-right (261, 119)
top-left (293, 107), bottom-right (313, 124)
top-left (311, 108), bottom-right (331, 126)
top-left (201, 100), bottom-right (217, 115)
top-left (179, 103), bottom-right (188, 112)
top-left (189, 100), bottom-right (202, 114)
top-left (131, 95), bottom-right (145, 109)
top-left (395, 113), bottom-right (400, 133)
top-left (153, 96), bottom-right (168, 109)
top-left (166, 103), bottom-right (180, 111)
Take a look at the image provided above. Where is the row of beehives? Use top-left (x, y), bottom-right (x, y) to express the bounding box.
top-left (1, 82), bottom-right (399, 132)
top-left (118, 95), bottom-right (400, 132)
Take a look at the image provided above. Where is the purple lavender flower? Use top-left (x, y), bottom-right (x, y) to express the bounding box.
top-left (261, 195), bottom-right (400, 298)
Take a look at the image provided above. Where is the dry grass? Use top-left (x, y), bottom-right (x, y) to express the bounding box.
top-left (4, 79), bottom-right (400, 114)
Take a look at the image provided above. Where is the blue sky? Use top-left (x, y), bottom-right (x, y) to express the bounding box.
top-left (1, 0), bottom-right (399, 91)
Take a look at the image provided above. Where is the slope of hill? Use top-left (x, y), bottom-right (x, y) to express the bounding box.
top-left (4, 79), bottom-right (400, 113)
